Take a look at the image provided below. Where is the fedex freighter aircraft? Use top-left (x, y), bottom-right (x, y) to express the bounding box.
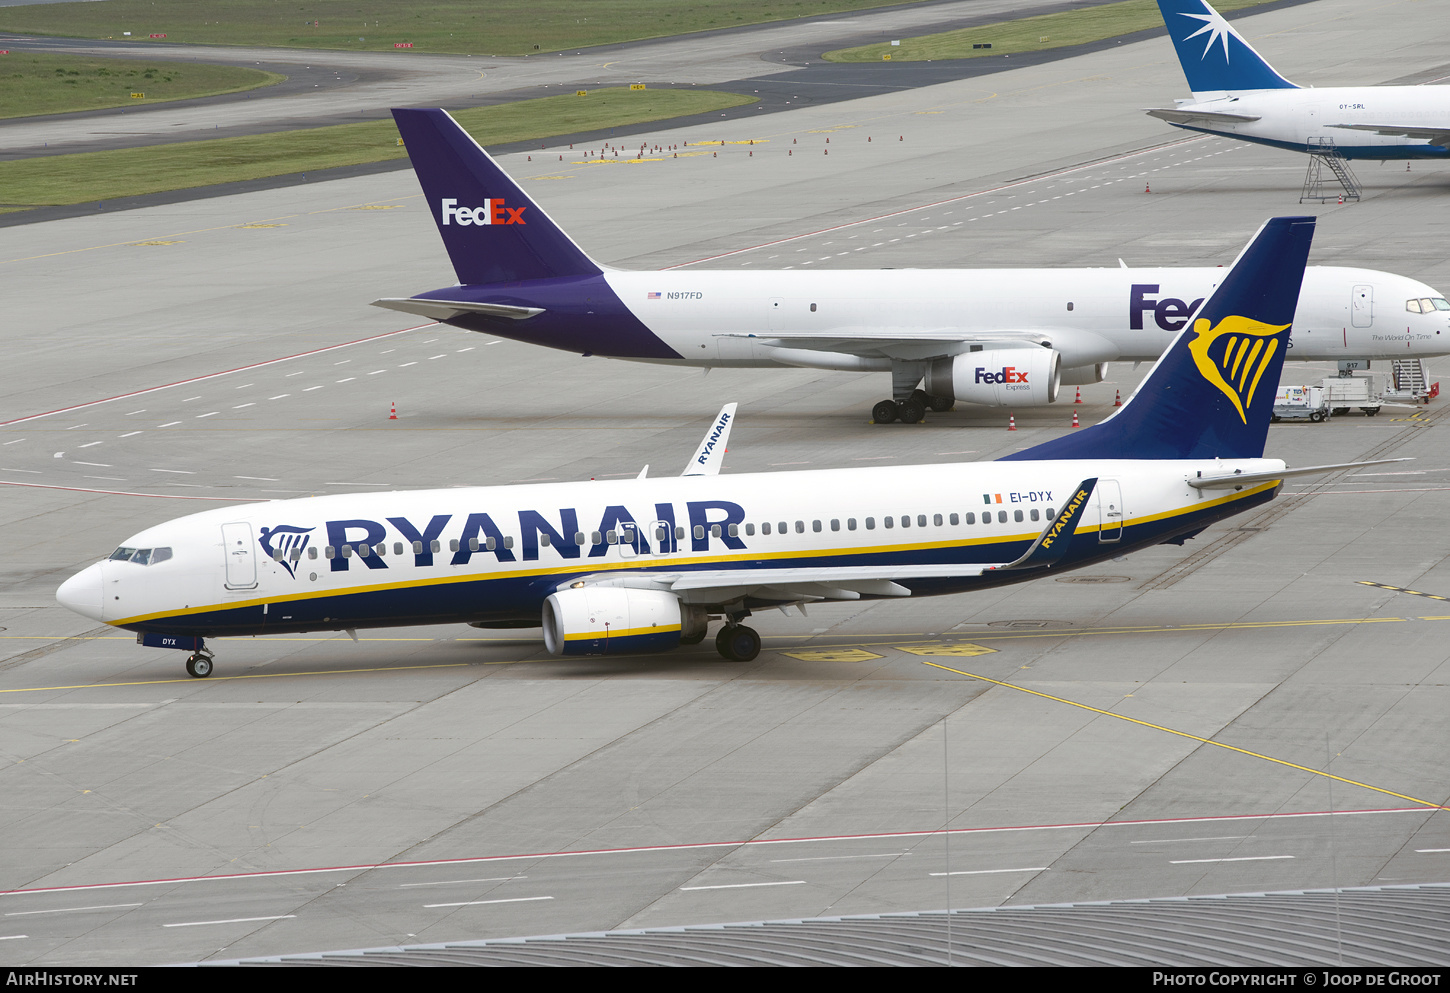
top-left (371, 109), bottom-right (1448, 424)
top-left (58, 217), bottom-right (1404, 677)
top-left (1148, 0), bottom-right (1450, 159)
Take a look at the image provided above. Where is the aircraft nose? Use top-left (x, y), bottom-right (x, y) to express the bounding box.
top-left (57, 562), bottom-right (105, 622)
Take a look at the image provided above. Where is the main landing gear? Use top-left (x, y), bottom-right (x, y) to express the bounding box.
top-left (185, 650), bottom-right (214, 678)
top-left (715, 623), bottom-right (761, 662)
top-left (872, 389), bottom-right (953, 424)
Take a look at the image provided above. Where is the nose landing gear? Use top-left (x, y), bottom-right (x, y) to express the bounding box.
top-left (185, 650), bottom-right (214, 678)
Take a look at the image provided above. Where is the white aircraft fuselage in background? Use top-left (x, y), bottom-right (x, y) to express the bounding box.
top-left (376, 109), bottom-right (1449, 425)
top-left (1150, 0), bottom-right (1450, 161)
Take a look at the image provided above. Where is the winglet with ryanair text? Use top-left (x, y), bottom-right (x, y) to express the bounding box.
top-left (1003, 215), bottom-right (1315, 463)
top-left (682, 404), bottom-right (737, 476)
top-left (989, 478), bottom-right (1097, 571)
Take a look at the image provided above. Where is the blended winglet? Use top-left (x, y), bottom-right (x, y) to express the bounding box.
top-left (990, 478), bottom-right (1097, 571)
top-left (682, 404), bottom-right (737, 477)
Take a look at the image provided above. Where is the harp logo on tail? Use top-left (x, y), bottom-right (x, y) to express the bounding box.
top-left (1187, 314), bottom-right (1290, 423)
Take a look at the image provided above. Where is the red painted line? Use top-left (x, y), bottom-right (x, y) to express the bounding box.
top-left (0, 323), bottom-right (437, 428)
top-left (0, 479), bottom-right (261, 502)
top-left (0, 805), bottom-right (1426, 899)
top-left (664, 135), bottom-right (1212, 268)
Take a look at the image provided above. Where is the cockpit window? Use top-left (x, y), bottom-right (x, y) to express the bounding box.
top-left (108, 546), bottom-right (172, 565)
top-left (1410, 298), bottom-right (1450, 313)
top-left (1408, 299), bottom-right (1423, 313)
top-left (1434, 298), bottom-right (1450, 311)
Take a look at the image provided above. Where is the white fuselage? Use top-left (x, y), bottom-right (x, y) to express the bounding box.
top-left (60, 458), bottom-right (1282, 636)
top-left (598, 265), bottom-right (1449, 369)
top-left (1165, 85), bottom-right (1450, 159)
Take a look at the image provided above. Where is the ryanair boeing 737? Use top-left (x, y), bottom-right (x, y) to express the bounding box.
top-left (57, 217), bottom-right (1405, 677)
top-left (372, 108), bottom-right (1448, 425)
top-left (1149, 0), bottom-right (1450, 160)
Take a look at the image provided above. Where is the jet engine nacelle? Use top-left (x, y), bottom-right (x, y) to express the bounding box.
top-left (542, 586), bottom-right (684, 656)
top-left (924, 348), bottom-right (1061, 406)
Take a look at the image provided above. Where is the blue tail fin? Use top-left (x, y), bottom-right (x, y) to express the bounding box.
top-left (1156, 0), bottom-right (1297, 94)
top-left (391, 108), bottom-right (601, 285)
top-left (1003, 216), bottom-right (1315, 462)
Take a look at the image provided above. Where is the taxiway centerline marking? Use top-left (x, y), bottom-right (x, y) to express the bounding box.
top-left (917, 660), bottom-right (1447, 811)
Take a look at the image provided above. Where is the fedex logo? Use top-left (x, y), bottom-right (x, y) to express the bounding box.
top-left (440, 198), bottom-right (526, 226)
top-left (1131, 284), bottom-right (1204, 331)
top-left (975, 366), bottom-right (1028, 385)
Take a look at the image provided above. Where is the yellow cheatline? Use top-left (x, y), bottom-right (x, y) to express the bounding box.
top-left (781, 649), bottom-right (884, 662)
top-left (0, 662), bottom-right (475, 694)
top-left (919, 659), bottom-right (1447, 810)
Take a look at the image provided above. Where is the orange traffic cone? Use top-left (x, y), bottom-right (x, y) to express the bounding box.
top-left (1074, 386), bottom-right (1082, 404)
top-left (389, 403), bottom-right (397, 421)
top-left (1008, 414), bottom-right (1017, 431)
top-left (1071, 410), bottom-right (1080, 428)
top-left (1145, 182), bottom-right (1151, 194)
top-left (1114, 389), bottom-right (1123, 407)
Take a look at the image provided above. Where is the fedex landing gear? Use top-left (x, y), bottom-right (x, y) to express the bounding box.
top-left (873, 390), bottom-right (939, 424)
top-left (185, 650), bottom-right (214, 678)
top-left (715, 621), bottom-right (761, 661)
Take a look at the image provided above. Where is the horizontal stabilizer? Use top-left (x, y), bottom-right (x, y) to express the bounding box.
top-left (371, 297), bottom-right (544, 321)
top-left (1146, 108), bottom-right (1261, 125)
top-left (1187, 458), bottom-right (1412, 490)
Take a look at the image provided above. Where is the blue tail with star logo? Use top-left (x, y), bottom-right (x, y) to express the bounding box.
top-left (1003, 216), bottom-right (1315, 462)
top-left (1157, 0), bottom-right (1298, 95)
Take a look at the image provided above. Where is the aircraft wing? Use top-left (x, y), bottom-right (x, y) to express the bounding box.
top-left (560, 482), bottom-right (1098, 604)
top-left (1329, 124), bottom-right (1450, 147)
top-left (371, 297), bottom-right (545, 321)
top-left (1146, 108), bottom-right (1262, 126)
top-left (719, 329), bottom-right (1053, 360)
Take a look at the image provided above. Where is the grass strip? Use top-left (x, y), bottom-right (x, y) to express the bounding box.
top-left (0, 52), bottom-right (281, 120)
top-left (824, 0), bottom-right (1277, 62)
top-left (0, 87), bottom-right (756, 207)
top-left (0, 0), bottom-right (920, 57)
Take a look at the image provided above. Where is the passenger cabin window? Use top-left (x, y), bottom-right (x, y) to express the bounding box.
top-left (746, 523), bottom-right (756, 536)
top-left (848, 518), bottom-right (857, 530)
top-left (1047, 508), bottom-right (1056, 519)
top-left (997, 511), bottom-right (1008, 523)
top-left (762, 522), bottom-right (771, 535)
top-left (1014, 510), bottom-right (1024, 523)
top-left (965, 512), bottom-right (976, 524)
top-left (949, 514), bottom-right (959, 525)
top-left (1030, 509), bottom-right (1040, 522)
top-left (812, 520), bottom-right (822, 532)
top-left (830, 519), bottom-right (840, 532)
top-left (919, 515), bottom-right (928, 527)
top-left (866, 517), bottom-right (876, 530)
top-left (728, 524), bottom-right (739, 537)
top-left (884, 517), bottom-right (893, 529)
top-left (933, 514), bottom-right (943, 527)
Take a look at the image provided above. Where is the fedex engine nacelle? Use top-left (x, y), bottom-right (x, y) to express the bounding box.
top-left (924, 349), bottom-right (1061, 406)
top-left (542, 586), bottom-right (685, 656)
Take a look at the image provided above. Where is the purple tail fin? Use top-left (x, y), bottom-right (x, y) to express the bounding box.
top-left (392, 108), bottom-right (601, 285)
